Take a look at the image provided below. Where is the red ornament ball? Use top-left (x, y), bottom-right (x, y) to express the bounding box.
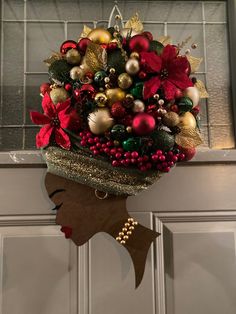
top-left (65, 83), bottom-right (72, 91)
top-left (77, 38), bottom-right (91, 55)
top-left (179, 147), bottom-right (196, 161)
top-left (108, 42), bottom-right (117, 51)
top-left (60, 40), bottom-right (77, 54)
top-left (174, 88), bottom-right (183, 99)
top-left (111, 102), bottom-right (126, 118)
top-left (192, 105), bottom-right (200, 116)
top-left (40, 83), bottom-right (51, 95)
top-left (138, 71), bottom-right (147, 80)
top-left (100, 43), bottom-right (108, 50)
top-left (132, 113), bottom-right (156, 136)
top-left (129, 35), bottom-right (150, 53)
top-left (142, 31), bottom-right (153, 41)
top-left (170, 104), bottom-right (179, 113)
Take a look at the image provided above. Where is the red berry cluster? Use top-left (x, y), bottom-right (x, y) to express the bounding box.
top-left (79, 130), bottom-right (185, 172)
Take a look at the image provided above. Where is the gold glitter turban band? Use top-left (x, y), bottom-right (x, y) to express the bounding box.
top-left (43, 146), bottom-right (162, 196)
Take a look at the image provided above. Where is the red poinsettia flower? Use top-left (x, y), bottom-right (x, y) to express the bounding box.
top-left (30, 93), bottom-right (81, 150)
top-left (141, 45), bottom-right (193, 100)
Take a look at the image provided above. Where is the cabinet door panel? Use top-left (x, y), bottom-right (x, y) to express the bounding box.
top-left (157, 219), bottom-right (236, 314)
top-left (0, 226), bottom-right (77, 314)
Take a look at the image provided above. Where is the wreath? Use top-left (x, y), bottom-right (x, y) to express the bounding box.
top-left (30, 13), bottom-right (207, 287)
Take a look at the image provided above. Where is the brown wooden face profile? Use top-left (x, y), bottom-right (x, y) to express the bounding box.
top-left (45, 172), bottom-right (160, 288)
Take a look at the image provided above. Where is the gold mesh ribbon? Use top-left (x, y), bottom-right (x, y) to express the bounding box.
top-left (43, 147), bottom-right (162, 196)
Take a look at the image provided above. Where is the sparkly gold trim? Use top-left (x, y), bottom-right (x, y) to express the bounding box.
top-left (116, 218), bottom-right (138, 245)
top-left (42, 147), bottom-right (162, 196)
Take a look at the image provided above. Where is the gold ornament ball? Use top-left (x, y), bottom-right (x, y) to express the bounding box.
top-left (126, 94), bottom-right (134, 101)
top-left (130, 52), bottom-right (140, 59)
top-left (179, 112), bottom-right (197, 129)
top-left (50, 87), bottom-right (69, 104)
top-left (125, 58), bottom-right (140, 75)
top-left (88, 108), bottom-right (114, 135)
top-left (162, 112), bottom-right (180, 127)
top-left (105, 88), bottom-right (126, 106)
top-left (184, 86), bottom-right (200, 107)
top-left (109, 68), bottom-right (116, 74)
top-left (87, 28), bottom-right (112, 44)
top-left (94, 92), bottom-right (107, 107)
top-left (118, 73), bottom-right (133, 90)
top-left (70, 66), bottom-right (84, 80)
top-left (126, 126), bottom-right (132, 133)
top-left (132, 99), bottom-right (145, 113)
top-left (66, 48), bottom-right (81, 65)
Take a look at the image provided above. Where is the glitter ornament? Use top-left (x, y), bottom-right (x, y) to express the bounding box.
top-left (132, 99), bottom-right (145, 113)
top-left (66, 48), bottom-right (81, 65)
top-left (151, 130), bottom-right (175, 151)
top-left (179, 147), bottom-right (196, 161)
top-left (48, 59), bottom-right (72, 84)
top-left (111, 102), bottom-right (126, 118)
top-left (50, 87), bottom-right (69, 104)
top-left (162, 112), bottom-right (180, 127)
top-left (118, 73), bottom-right (133, 90)
top-left (70, 66), bottom-right (84, 80)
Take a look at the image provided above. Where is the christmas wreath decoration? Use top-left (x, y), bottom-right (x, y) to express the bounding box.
top-left (31, 12), bottom-right (207, 287)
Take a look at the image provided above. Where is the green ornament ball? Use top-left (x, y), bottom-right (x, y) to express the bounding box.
top-left (178, 97), bottom-right (193, 113)
top-left (107, 50), bottom-right (126, 74)
top-left (151, 130), bottom-right (175, 151)
top-left (130, 82), bottom-right (144, 99)
top-left (110, 124), bottom-right (127, 141)
top-left (94, 70), bottom-right (107, 87)
top-left (122, 137), bottom-right (141, 151)
top-left (48, 59), bottom-right (72, 84)
top-left (149, 40), bottom-right (164, 56)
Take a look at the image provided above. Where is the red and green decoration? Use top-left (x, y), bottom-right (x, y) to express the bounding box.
top-left (31, 14), bottom-right (208, 173)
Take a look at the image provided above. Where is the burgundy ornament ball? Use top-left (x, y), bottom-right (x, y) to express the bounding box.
top-left (60, 40), bottom-right (77, 54)
top-left (132, 113), bottom-right (156, 136)
top-left (111, 102), bottom-right (126, 118)
top-left (129, 35), bottom-right (150, 53)
top-left (77, 38), bottom-right (91, 55)
top-left (142, 31), bottom-right (153, 42)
